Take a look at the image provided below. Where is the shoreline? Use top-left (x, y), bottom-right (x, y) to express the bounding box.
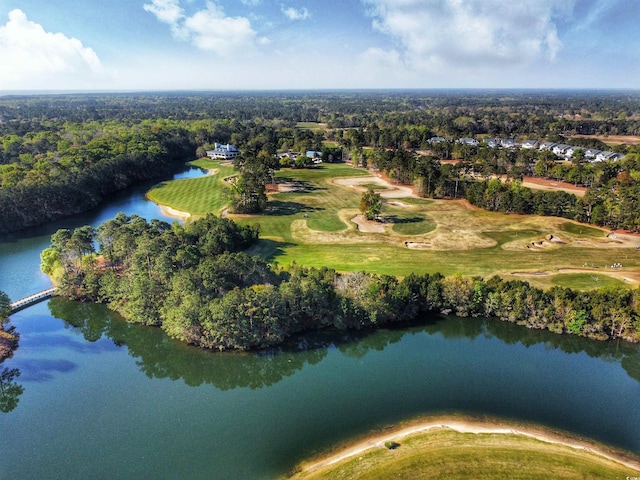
top-left (158, 204), bottom-right (191, 220)
top-left (295, 415), bottom-right (640, 475)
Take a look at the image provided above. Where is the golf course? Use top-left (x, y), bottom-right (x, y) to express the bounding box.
top-left (147, 159), bottom-right (640, 290)
top-left (286, 416), bottom-right (640, 479)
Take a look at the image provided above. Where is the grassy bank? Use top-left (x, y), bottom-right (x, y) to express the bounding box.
top-left (288, 417), bottom-right (640, 480)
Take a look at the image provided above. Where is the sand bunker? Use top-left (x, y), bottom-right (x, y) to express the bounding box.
top-left (388, 200), bottom-right (411, 208)
top-left (351, 214), bottom-right (385, 233)
top-left (405, 242), bottom-right (432, 249)
top-left (160, 205), bottom-right (191, 220)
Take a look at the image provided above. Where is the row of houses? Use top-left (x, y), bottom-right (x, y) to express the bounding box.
top-left (277, 150), bottom-right (323, 165)
top-left (430, 137), bottom-right (625, 163)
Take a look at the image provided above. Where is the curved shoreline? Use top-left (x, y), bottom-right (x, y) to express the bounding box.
top-left (295, 415), bottom-right (640, 475)
top-left (158, 204), bottom-right (191, 220)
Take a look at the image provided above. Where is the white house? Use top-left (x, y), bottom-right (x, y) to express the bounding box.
top-left (584, 149), bottom-right (602, 159)
top-left (484, 139), bottom-right (500, 148)
top-left (521, 140), bottom-right (540, 149)
top-left (428, 137), bottom-right (447, 143)
top-left (552, 144), bottom-right (572, 157)
top-left (206, 143), bottom-right (239, 160)
top-left (539, 142), bottom-right (557, 151)
top-left (457, 138), bottom-right (479, 146)
top-left (500, 138), bottom-right (517, 148)
top-left (595, 151), bottom-right (625, 162)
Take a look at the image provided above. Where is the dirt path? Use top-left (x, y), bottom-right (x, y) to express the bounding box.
top-left (297, 416), bottom-right (640, 475)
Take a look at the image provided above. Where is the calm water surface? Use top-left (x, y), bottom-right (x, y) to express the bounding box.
top-left (1, 166), bottom-right (639, 479)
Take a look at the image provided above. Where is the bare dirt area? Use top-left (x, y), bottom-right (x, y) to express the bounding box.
top-left (277, 181), bottom-right (306, 193)
top-left (333, 176), bottom-right (414, 198)
top-left (497, 175), bottom-right (587, 197)
top-left (573, 134), bottom-right (640, 145)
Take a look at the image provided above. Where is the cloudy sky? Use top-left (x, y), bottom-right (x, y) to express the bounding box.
top-left (0, 0), bottom-right (638, 91)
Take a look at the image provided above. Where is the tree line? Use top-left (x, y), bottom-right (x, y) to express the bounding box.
top-left (42, 215), bottom-right (640, 352)
top-left (364, 146), bottom-right (640, 231)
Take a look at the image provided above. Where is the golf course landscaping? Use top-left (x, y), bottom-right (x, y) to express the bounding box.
top-left (286, 416), bottom-right (640, 479)
top-left (147, 160), bottom-right (640, 291)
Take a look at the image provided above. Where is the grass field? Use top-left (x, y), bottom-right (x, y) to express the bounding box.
top-left (146, 161), bottom-right (235, 215)
top-left (147, 161), bottom-right (640, 289)
top-left (288, 421), bottom-right (640, 480)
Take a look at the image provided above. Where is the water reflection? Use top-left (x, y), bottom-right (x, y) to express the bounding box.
top-left (48, 298), bottom-right (640, 390)
top-left (0, 367), bottom-right (24, 413)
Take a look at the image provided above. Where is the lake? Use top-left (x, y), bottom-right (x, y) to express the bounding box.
top-left (1, 166), bottom-right (639, 479)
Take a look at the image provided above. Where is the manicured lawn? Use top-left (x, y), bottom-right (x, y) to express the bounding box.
top-left (550, 273), bottom-right (626, 290)
top-left (146, 161), bottom-right (640, 289)
top-left (146, 163), bottom-right (235, 215)
top-left (290, 429), bottom-right (638, 480)
top-left (559, 221), bottom-right (607, 238)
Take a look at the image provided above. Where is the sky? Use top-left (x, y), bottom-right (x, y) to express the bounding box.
top-left (0, 0), bottom-right (639, 91)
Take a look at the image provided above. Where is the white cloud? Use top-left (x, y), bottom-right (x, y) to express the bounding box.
top-left (143, 0), bottom-right (265, 55)
top-left (143, 0), bottom-right (184, 24)
top-left (362, 0), bottom-right (573, 70)
top-left (0, 9), bottom-right (103, 89)
top-left (241, 0), bottom-right (263, 5)
top-left (281, 6), bottom-right (311, 21)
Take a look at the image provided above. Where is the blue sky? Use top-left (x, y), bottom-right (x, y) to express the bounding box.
top-left (0, 0), bottom-right (638, 91)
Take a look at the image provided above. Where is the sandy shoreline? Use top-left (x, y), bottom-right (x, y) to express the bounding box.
top-left (296, 415), bottom-right (640, 474)
top-left (159, 204), bottom-right (191, 220)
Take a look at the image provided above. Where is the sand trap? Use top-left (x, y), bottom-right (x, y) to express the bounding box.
top-left (351, 214), bottom-right (385, 233)
top-left (388, 200), bottom-right (411, 208)
top-left (160, 205), bottom-right (191, 220)
top-left (547, 234), bottom-right (565, 244)
top-left (405, 242), bottom-right (432, 249)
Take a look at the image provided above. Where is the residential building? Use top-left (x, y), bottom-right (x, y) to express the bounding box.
top-left (206, 143), bottom-right (239, 160)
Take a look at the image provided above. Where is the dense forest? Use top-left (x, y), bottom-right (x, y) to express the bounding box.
top-left (2, 91), bottom-right (639, 232)
top-left (43, 215), bottom-right (640, 351)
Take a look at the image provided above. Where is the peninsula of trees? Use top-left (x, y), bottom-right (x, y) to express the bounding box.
top-left (42, 215), bottom-right (640, 351)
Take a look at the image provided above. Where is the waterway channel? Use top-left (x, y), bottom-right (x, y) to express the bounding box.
top-left (1, 166), bottom-right (639, 479)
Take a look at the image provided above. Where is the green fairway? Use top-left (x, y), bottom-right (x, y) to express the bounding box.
top-left (146, 162), bottom-right (235, 215)
top-left (146, 161), bottom-right (640, 290)
top-left (550, 273), bottom-right (626, 290)
top-left (289, 427), bottom-right (639, 480)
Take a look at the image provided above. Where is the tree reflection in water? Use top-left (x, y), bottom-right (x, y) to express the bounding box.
top-left (48, 298), bottom-right (640, 391)
top-left (0, 367), bottom-right (24, 413)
